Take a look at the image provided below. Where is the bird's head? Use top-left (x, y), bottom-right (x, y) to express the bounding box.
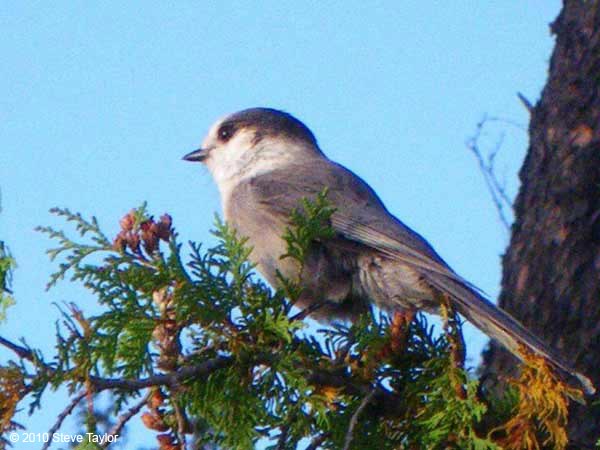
top-left (183, 108), bottom-right (323, 187)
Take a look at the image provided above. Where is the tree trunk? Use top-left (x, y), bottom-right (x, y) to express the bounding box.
top-left (480, 1), bottom-right (600, 447)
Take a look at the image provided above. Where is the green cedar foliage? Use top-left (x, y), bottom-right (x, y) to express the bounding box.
top-left (0, 193), bottom-right (574, 449)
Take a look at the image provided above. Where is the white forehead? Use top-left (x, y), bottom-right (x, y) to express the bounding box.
top-left (211, 113), bottom-right (230, 133)
top-left (202, 114), bottom-right (229, 144)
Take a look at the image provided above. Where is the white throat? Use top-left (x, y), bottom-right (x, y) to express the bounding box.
top-left (207, 139), bottom-right (318, 214)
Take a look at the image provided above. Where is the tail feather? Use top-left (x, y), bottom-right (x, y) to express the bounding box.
top-left (426, 274), bottom-right (595, 396)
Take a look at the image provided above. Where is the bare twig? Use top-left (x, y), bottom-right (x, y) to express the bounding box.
top-left (0, 335), bottom-right (34, 361)
top-left (342, 388), bottom-right (377, 450)
top-left (93, 351), bottom-right (406, 415)
top-left (517, 92), bottom-right (534, 113)
top-left (290, 301), bottom-right (325, 321)
top-left (41, 391), bottom-right (87, 450)
top-left (466, 115), bottom-right (523, 231)
top-left (173, 401), bottom-right (189, 450)
top-left (88, 356), bottom-right (233, 392)
top-left (102, 392), bottom-right (150, 448)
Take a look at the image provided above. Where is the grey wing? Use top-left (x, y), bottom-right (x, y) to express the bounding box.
top-left (246, 161), bottom-right (469, 287)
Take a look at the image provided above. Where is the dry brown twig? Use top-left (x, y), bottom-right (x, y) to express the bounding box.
top-left (466, 115), bottom-right (525, 232)
top-left (101, 392), bottom-right (151, 448)
top-left (342, 387), bottom-right (377, 450)
top-left (41, 391), bottom-right (87, 450)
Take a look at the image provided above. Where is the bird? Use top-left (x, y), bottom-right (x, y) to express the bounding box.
top-left (183, 107), bottom-right (594, 395)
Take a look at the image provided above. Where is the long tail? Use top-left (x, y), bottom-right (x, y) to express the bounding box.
top-left (426, 274), bottom-right (595, 396)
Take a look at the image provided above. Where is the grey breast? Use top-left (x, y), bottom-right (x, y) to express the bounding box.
top-left (225, 180), bottom-right (294, 288)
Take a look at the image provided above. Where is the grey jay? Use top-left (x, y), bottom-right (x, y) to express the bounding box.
top-left (183, 107), bottom-right (594, 394)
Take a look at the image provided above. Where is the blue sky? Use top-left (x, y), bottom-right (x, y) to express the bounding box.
top-left (1, 1), bottom-right (560, 448)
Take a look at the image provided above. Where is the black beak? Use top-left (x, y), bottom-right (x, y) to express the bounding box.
top-left (182, 148), bottom-right (209, 162)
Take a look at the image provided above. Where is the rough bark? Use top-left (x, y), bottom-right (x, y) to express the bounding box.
top-left (480, 1), bottom-right (600, 447)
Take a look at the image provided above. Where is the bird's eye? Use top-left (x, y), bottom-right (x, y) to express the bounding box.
top-left (218, 124), bottom-right (235, 142)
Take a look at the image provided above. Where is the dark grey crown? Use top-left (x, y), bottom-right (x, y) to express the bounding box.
top-left (220, 108), bottom-right (318, 147)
